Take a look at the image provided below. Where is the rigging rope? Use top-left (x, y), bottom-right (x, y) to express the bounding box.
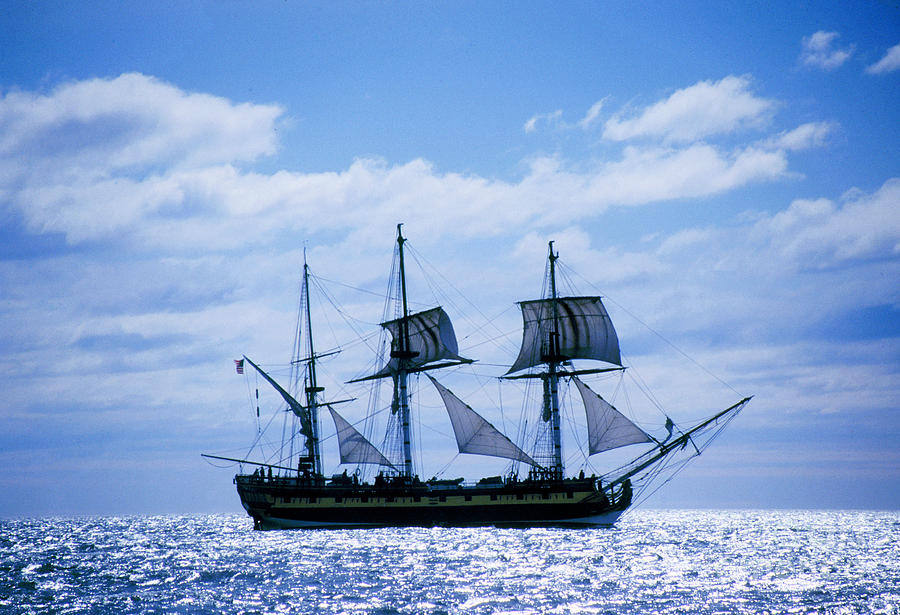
top-left (561, 261), bottom-right (744, 398)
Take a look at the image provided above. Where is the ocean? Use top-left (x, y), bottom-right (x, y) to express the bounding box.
top-left (1, 510), bottom-right (898, 614)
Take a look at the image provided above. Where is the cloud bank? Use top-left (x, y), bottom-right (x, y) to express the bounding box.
top-left (2, 73), bottom-right (810, 254)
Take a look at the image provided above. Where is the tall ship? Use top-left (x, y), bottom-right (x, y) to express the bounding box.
top-left (205, 226), bottom-right (751, 529)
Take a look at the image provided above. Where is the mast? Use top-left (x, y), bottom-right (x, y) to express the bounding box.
top-left (506, 242), bottom-right (623, 480)
top-left (391, 224), bottom-right (418, 478)
top-left (347, 226), bottom-right (472, 477)
top-left (346, 225), bottom-right (471, 476)
top-left (302, 250), bottom-right (324, 476)
top-left (546, 241), bottom-right (563, 479)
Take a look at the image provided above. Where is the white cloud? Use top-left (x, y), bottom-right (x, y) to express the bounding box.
top-left (755, 177), bottom-right (900, 266)
top-left (579, 178), bottom-right (900, 350)
top-left (5, 73), bottom-right (888, 438)
top-left (866, 42), bottom-right (900, 74)
top-left (17, 174), bottom-right (186, 241)
top-left (2, 74), bottom-right (802, 253)
top-left (800, 31), bottom-right (853, 70)
top-left (584, 144), bottom-right (787, 208)
top-left (0, 73), bottom-right (283, 175)
top-left (657, 228), bottom-right (714, 256)
top-left (577, 100), bottom-right (605, 130)
top-left (523, 109), bottom-right (562, 133)
top-left (0, 73), bottom-right (284, 243)
top-left (522, 100), bottom-right (606, 133)
top-left (602, 76), bottom-right (775, 143)
top-left (766, 122), bottom-right (835, 151)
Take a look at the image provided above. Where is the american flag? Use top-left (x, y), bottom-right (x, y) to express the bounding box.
top-left (234, 359), bottom-right (244, 374)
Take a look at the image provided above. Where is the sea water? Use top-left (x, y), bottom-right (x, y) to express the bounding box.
top-left (1, 510), bottom-right (898, 614)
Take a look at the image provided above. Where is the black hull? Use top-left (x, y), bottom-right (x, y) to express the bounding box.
top-left (234, 475), bottom-right (631, 530)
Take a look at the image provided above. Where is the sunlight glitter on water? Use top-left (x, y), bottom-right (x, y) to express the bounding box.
top-left (1, 511), bottom-right (899, 614)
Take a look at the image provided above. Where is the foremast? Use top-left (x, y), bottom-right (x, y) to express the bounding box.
top-left (506, 241), bottom-right (624, 481)
top-left (299, 251), bottom-right (324, 477)
top-left (392, 224), bottom-right (418, 479)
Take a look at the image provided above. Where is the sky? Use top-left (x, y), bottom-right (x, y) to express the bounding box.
top-left (1, 1), bottom-right (899, 517)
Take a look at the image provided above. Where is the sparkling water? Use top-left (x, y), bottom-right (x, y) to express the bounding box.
top-left (2, 510), bottom-right (898, 614)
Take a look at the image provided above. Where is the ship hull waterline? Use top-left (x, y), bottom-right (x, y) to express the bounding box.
top-left (235, 475), bottom-right (631, 530)
top-left (247, 508), bottom-right (626, 530)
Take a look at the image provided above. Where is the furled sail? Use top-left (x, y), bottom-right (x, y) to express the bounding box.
top-left (507, 297), bottom-right (621, 374)
top-left (428, 375), bottom-right (537, 465)
top-left (365, 306), bottom-right (471, 379)
top-left (572, 376), bottom-right (652, 454)
top-left (327, 406), bottom-right (395, 468)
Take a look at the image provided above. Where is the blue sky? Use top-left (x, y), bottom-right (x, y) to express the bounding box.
top-left (1, 1), bottom-right (899, 516)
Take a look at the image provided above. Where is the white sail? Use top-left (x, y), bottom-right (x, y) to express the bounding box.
top-left (367, 306), bottom-right (471, 379)
top-left (572, 376), bottom-right (652, 454)
top-left (244, 356), bottom-right (313, 439)
top-left (327, 406), bottom-right (395, 468)
top-left (428, 375), bottom-right (537, 466)
top-left (507, 297), bottom-right (621, 374)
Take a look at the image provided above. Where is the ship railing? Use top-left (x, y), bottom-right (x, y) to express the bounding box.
top-left (236, 472), bottom-right (601, 491)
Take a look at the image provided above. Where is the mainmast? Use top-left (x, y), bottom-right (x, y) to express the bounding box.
top-left (301, 251), bottom-right (324, 477)
top-left (546, 241), bottom-right (564, 479)
top-left (391, 224), bottom-right (418, 478)
top-left (349, 225), bottom-right (473, 477)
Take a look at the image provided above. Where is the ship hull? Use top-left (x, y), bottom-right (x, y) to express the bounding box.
top-left (235, 475), bottom-right (630, 530)
top-left (250, 508), bottom-right (626, 530)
